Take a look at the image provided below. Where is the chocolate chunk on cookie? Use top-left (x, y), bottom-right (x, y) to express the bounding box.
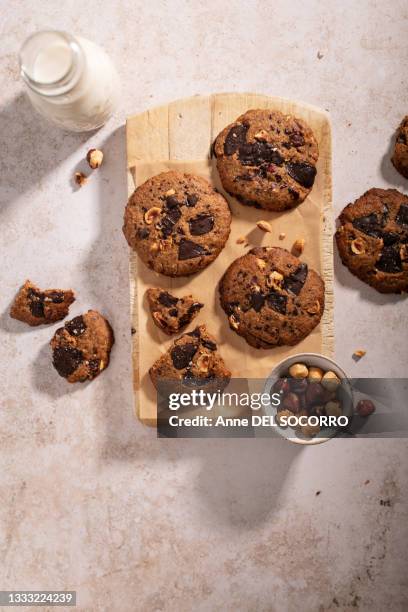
top-left (10, 280), bottom-right (75, 326)
top-left (149, 324), bottom-right (231, 389)
top-left (391, 116), bottom-right (408, 179)
top-left (147, 288), bottom-right (203, 335)
top-left (123, 171), bottom-right (231, 276)
top-left (214, 109), bottom-right (319, 211)
top-left (219, 247), bottom-right (325, 348)
top-left (50, 310), bottom-right (114, 383)
top-left (335, 188), bottom-right (408, 293)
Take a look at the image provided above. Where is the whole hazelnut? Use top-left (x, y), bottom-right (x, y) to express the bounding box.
top-left (288, 363), bottom-right (309, 379)
top-left (289, 378), bottom-right (308, 394)
top-left (282, 392), bottom-right (300, 414)
top-left (276, 409), bottom-right (294, 427)
top-left (305, 382), bottom-right (325, 407)
top-left (307, 366), bottom-right (323, 383)
top-left (312, 404), bottom-right (326, 417)
top-left (356, 399), bottom-right (375, 417)
top-left (86, 148), bottom-right (104, 169)
top-left (272, 377), bottom-right (290, 395)
top-left (321, 370), bottom-right (341, 391)
top-left (301, 423), bottom-right (321, 438)
top-left (325, 400), bottom-right (342, 417)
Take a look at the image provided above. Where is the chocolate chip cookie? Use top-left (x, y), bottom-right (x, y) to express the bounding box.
top-left (123, 171), bottom-right (231, 276)
top-left (10, 280), bottom-right (75, 326)
top-left (50, 310), bottom-right (114, 383)
top-left (391, 116), bottom-right (408, 179)
top-left (219, 247), bottom-right (325, 348)
top-left (213, 109), bottom-right (319, 211)
top-left (149, 324), bottom-right (231, 389)
top-left (335, 188), bottom-right (408, 293)
top-left (147, 288), bottom-right (203, 335)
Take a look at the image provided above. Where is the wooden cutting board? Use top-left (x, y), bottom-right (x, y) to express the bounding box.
top-left (126, 93), bottom-right (333, 425)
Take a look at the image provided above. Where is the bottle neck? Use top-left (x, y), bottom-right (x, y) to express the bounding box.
top-left (19, 31), bottom-right (84, 98)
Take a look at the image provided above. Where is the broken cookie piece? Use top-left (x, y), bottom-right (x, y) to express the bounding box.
top-left (50, 310), bottom-right (114, 383)
top-left (149, 324), bottom-right (231, 390)
top-left (147, 288), bottom-right (204, 335)
top-left (10, 280), bottom-right (75, 326)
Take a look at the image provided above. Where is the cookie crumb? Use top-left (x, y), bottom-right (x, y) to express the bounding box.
top-left (353, 349), bottom-right (366, 360)
top-left (317, 51), bottom-right (324, 59)
top-left (315, 490), bottom-right (321, 496)
top-left (364, 479), bottom-right (370, 485)
top-left (74, 172), bottom-right (87, 187)
top-left (279, 232), bottom-right (286, 240)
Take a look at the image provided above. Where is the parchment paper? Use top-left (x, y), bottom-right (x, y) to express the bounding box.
top-left (129, 158), bottom-right (325, 422)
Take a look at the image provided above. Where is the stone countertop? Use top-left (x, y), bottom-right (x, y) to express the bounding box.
top-left (1, 2), bottom-right (408, 611)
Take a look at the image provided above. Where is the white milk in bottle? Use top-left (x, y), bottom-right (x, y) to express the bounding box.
top-left (19, 31), bottom-right (120, 132)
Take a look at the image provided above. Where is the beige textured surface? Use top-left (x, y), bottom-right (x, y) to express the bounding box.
top-left (126, 93), bottom-right (333, 424)
top-left (1, 2), bottom-right (408, 611)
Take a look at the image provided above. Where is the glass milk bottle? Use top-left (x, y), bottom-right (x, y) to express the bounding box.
top-left (19, 31), bottom-right (120, 132)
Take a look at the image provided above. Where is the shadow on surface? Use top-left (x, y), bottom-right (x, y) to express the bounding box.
top-left (379, 132), bottom-right (408, 188)
top-left (0, 93), bottom-right (93, 213)
top-left (31, 342), bottom-right (89, 399)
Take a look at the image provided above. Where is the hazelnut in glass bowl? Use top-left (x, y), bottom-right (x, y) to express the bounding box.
top-left (263, 353), bottom-right (354, 445)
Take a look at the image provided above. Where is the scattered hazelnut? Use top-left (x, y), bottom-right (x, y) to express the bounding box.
top-left (279, 232), bottom-right (286, 240)
top-left (256, 258), bottom-right (266, 270)
top-left (266, 270), bottom-right (284, 291)
top-left (165, 188), bottom-right (176, 197)
top-left (306, 300), bottom-right (321, 315)
top-left (288, 363), bottom-right (309, 379)
top-left (282, 392), bottom-right (300, 413)
top-left (353, 349), bottom-right (366, 359)
top-left (196, 353), bottom-right (211, 373)
top-left (236, 235), bottom-right (248, 245)
top-left (321, 370), bottom-right (341, 391)
top-left (325, 400), bottom-right (342, 417)
top-left (291, 238), bottom-right (305, 256)
top-left (86, 148), bottom-right (104, 169)
top-left (144, 207), bottom-right (162, 224)
top-left (356, 399), bottom-right (375, 417)
top-left (276, 409), bottom-right (294, 427)
top-left (351, 238), bottom-right (365, 255)
top-left (256, 220), bottom-right (272, 233)
top-left (307, 367), bottom-right (324, 382)
top-left (74, 171), bottom-right (87, 187)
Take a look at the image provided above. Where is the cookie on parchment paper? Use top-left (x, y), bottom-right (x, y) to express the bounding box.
top-left (213, 109), bottom-right (319, 211)
top-left (123, 171), bottom-right (231, 277)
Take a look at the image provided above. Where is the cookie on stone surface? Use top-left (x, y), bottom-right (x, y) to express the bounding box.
top-left (146, 288), bottom-right (203, 335)
top-left (391, 116), bottom-right (408, 179)
top-left (149, 324), bottom-right (231, 389)
top-left (213, 109), bottom-right (319, 211)
top-left (219, 247), bottom-right (325, 348)
top-left (10, 280), bottom-right (75, 326)
top-left (50, 310), bottom-right (114, 383)
top-left (123, 171), bottom-right (231, 277)
top-left (335, 188), bottom-right (408, 293)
